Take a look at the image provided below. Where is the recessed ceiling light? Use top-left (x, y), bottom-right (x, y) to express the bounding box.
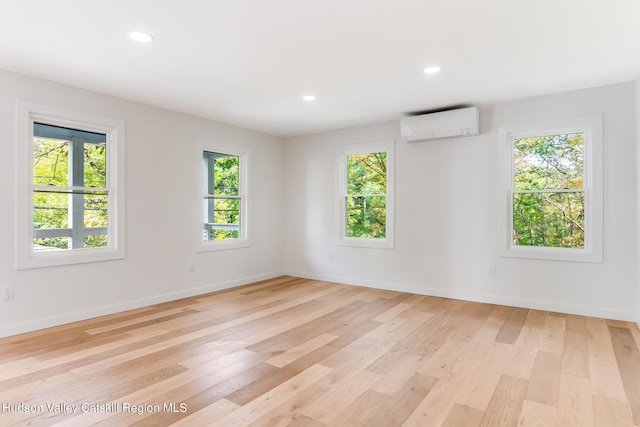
top-left (302, 95), bottom-right (316, 102)
top-left (129, 31), bottom-right (154, 43)
top-left (423, 66), bottom-right (441, 74)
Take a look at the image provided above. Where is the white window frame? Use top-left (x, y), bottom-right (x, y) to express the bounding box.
top-left (197, 139), bottom-right (250, 252)
top-left (16, 101), bottom-right (126, 269)
top-left (498, 115), bottom-right (603, 263)
top-left (336, 139), bottom-right (395, 249)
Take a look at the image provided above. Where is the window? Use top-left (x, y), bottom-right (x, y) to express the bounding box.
top-left (198, 140), bottom-right (249, 251)
top-left (16, 101), bottom-right (125, 269)
top-left (498, 115), bottom-right (603, 262)
top-left (337, 140), bottom-right (394, 249)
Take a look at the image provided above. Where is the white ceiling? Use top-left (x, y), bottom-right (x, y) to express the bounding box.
top-left (1, 0), bottom-right (639, 137)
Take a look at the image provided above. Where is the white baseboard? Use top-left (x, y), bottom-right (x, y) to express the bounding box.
top-left (284, 269), bottom-right (635, 322)
top-left (0, 271), bottom-right (283, 339)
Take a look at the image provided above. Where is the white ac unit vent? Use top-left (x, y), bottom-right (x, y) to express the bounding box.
top-left (400, 106), bottom-right (479, 142)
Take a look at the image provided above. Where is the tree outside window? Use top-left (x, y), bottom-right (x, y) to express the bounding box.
top-left (337, 140), bottom-right (394, 249)
top-left (203, 151), bottom-right (240, 241)
top-left (32, 124), bottom-right (108, 251)
top-left (16, 101), bottom-right (125, 269)
top-left (498, 115), bottom-right (602, 263)
top-left (512, 133), bottom-right (584, 248)
top-left (198, 140), bottom-right (249, 252)
top-left (346, 151), bottom-right (387, 238)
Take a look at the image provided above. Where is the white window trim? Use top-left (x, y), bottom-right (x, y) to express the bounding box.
top-left (498, 115), bottom-right (603, 263)
top-left (196, 139), bottom-right (250, 252)
top-left (336, 139), bottom-right (395, 249)
top-left (16, 101), bottom-right (126, 269)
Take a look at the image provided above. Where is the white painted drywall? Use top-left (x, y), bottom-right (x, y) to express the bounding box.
top-left (636, 75), bottom-right (640, 326)
top-left (284, 83), bottom-right (638, 321)
top-left (0, 68), bottom-right (284, 337)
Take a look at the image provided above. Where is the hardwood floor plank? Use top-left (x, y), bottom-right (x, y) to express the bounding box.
top-left (504, 326), bottom-right (542, 380)
top-left (325, 390), bottom-right (390, 427)
top-left (495, 307), bottom-right (529, 344)
top-left (592, 395), bottom-right (635, 427)
top-left (170, 398), bottom-right (240, 427)
top-left (209, 364), bottom-right (333, 427)
top-left (586, 317), bottom-right (628, 401)
top-left (440, 403), bottom-right (484, 427)
top-left (524, 309), bottom-right (548, 329)
top-left (418, 337), bottom-right (468, 379)
top-left (517, 400), bottom-right (558, 427)
top-left (370, 353), bottom-right (427, 395)
top-left (0, 276), bottom-right (637, 427)
top-left (590, 355), bottom-right (628, 402)
top-left (365, 309), bottom-right (449, 373)
top-left (629, 324), bottom-right (640, 350)
top-left (403, 340), bottom-right (483, 426)
top-left (265, 333), bottom-right (338, 368)
top-left (298, 369), bottom-right (382, 424)
top-left (557, 374), bottom-right (594, 427)
top-left (609, 326), bottom-right (640, 425)
top-left (478, 375), bottom-right (529, 427)
top-left (456, 342), bottom-right (516, 411)
top-left (539, 314), bottom-right (566, 354)
top-left (561, 316), bottom-right (591, 378)
top-left (363, 372), bottom-right (438, 426)
top-left (526, 351), bottom-right (562, 407)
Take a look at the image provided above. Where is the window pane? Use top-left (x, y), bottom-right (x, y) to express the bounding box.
top-left (514, 133), bottom-right (583, 190)
top-left (33, 191), bottom-right (69, 231)
top-left (34, 237), bottom-right (69, 251)
top-left (33, 191), bottom-right (70, 250)
top-left (85, 234), bottom-right (108, 248)
top-left (84, 142), bottom-right (107, 188)
top-left (346, 196), bottom-right (386, 238)
top-left (347, 152), bottom-right (386, 195)
top-left (203, 150), bottom-right (243, 243)
top-left (512, 192), bottom-right (584, 248)
top-left (204, 198), bottom-right (240, 241)
top-left (214, 155), bottom-right (238, 195)
top-left (84, 192), bottom-right (108, 228)
top-left (84, 192), bottom-right (108, 248)
top-left (204, 151), bottom-right (239, 195)
top-left (33, 138), bottom-right (69, 186)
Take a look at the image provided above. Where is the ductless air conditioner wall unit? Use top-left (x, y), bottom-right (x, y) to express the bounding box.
top-left (400, 106), bottom-right (479, 142)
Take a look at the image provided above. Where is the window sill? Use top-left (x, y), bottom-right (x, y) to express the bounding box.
top-left (16, 247), bottom-right (125, 270)
top-left (197, 240), bottom-right (250, 253)
top-left (500, 245), bottom-right (602, 263)
top-left (336, 237), bottom-right (394, 250)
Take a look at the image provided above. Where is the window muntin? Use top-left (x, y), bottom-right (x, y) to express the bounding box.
top-left (337, 140), bottom-right (394, 249)
top-left (198, 141), bottom-right (249, 251)
top-left (498, 116), bottom-right (602, 263)
top-left (16, 101), bottom-right (125, 269)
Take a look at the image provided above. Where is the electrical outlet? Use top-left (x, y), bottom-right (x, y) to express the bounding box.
top-left (2, 286), bottom-right (15, 301)
top-left (488, 266), bottom-right (496, 277)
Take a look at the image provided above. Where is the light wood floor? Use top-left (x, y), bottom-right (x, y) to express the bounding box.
top-left (1, 276), bottom-right (640, 427)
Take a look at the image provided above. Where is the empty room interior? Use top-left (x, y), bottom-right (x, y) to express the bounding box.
top-left (1, 1), bottom-right (640, 426)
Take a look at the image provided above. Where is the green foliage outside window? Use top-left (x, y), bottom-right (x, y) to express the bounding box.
top-left (204, 153), bottom-right (240, 240)
top-left (32, 137), bottom-right (108, 250)
top-left (512, 133), bottom-right (584, 248)
top-left (346, 151), bottom-right (387, 238)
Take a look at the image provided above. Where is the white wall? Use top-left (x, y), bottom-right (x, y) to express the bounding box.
top-left (636, 75), bottom-right (640, 325)
top-left (284, 82), bottom-right (638, 321)
top-left (0, 69), bottom-right (284, 337)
